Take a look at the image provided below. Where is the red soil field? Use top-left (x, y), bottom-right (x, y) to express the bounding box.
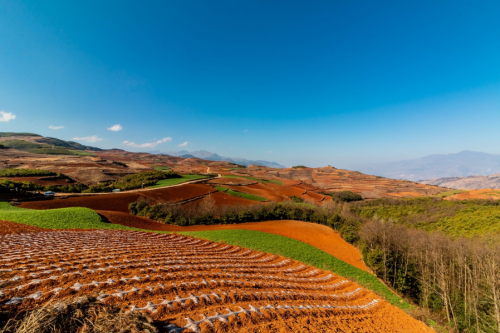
top-left (21, 193), bottom-right (143, 213)
top-left (0, 230), bottom-right (431, 332)
top-left (0, 220), bottom-right (50, 235)
top-left (142, 184), bottom-right (216, 203)
top-left (97, 212), bottom-right (369, 272)
top-left (2, 177), bottom-right (70, 186)
top-left (266, 183), bottom-right (308, 198)
top-left (294, 183), bottom-right (319, 191)
top-left (303, 191), bottom-right (325, 202)
top-left (20, 184), bottom-right (218, 213)
top-left (224, 183), bottom-right (287, 202)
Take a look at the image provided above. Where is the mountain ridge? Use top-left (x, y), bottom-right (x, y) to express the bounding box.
top-left (351, 150), bottom-right (500, 181)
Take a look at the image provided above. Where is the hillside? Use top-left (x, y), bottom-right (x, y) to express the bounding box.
top-left (422, 173), bottom-right (500, 189)
top-left (352, 150), bottom-right (500, 181)
top-left (0, 133), bottom-right (446, 197)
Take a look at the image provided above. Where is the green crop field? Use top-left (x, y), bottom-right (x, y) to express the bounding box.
top-left (0, 202), bottom-right (161, 232)
top-left (215, 186), bottom-right (268, 202)
top-left (181, 229), bottom-right (410, 310)
top-left (222, 175), bottom-right (283, 185)
top-left (149, 174), bottom-right (208, 188)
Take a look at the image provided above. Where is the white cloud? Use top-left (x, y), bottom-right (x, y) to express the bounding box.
top-left (48, 125), bottom-right (64, 130)
top-left (72, 135), bottom-right (104, 143)
top-left (0, 111), bottom-right (16, 122)
top-left (123, 137), bottom-right (172, 148)
top-left (178, 141), bottom-right (188, 147)
top-left (244, 129), bottom-right (248, 133)
top-left (107, 124), bottom-right (123, 131)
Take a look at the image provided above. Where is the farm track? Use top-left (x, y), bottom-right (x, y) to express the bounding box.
top-left (0, 230), bottom-right (431, 332)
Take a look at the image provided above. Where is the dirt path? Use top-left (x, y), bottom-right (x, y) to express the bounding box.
top-left (96, 211), bottom-right (370, 272)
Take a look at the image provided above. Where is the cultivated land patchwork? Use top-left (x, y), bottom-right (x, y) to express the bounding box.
top-left (0, 229), bottom-right (431, 332)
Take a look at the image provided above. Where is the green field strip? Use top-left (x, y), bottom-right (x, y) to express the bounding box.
top-left (180, 229), bottom-right (411, 311)
top-left (214, 186), bottom-right (268, 202)
top-left (149, 174), bottom-right (208, 188)
top-left (222, 175), bottom-right (283, 185)
top-left (0, 202), bottom-right (168, 233)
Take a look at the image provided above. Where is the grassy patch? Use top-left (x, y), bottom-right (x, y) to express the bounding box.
top-left (149, 175), bottom-right (208, 188)
top-left (180, 229), bottom-right (410, 310)
top-left (215, 186), bottom-right (268, 202)
top-left (222, 175), bottom-right (283, 185)
top-left (68, 150), bottom-right (95, 156)
top-left (0, 202), bottom-right (160, 232)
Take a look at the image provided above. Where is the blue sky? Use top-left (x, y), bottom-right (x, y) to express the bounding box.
top-left (1, 1), bottom-right (499, 168)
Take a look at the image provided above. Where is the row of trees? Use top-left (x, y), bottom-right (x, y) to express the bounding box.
top-left (361, 218), bottom-right (500, 332)
top-left (0, 168), bottom-right (56, 177)
top-left (129, 196), bottom-right (362, 241)
top-left (0, 179), bottom-right (87, 193)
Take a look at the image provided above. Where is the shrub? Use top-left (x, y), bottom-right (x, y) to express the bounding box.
top-left (328, 191), bottom-right (363, 202)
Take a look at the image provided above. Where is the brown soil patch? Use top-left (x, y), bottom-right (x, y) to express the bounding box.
top-left (0, 220), bottom-right (50, 235)
top-left (0, 230), bottom-right (431, 332)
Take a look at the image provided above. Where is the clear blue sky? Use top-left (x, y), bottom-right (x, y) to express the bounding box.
top-left (1, 0), bottom-right (499, 168)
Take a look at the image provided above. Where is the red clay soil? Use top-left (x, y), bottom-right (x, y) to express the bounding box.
top-left (21, 193), bottom-right (143, 213)
top-left (0, 220), bottom-right (50, 235)
top-left (294, 183), bottom-right (319, 191)
top-left (224, 183), bottom-right (287, 202)
top-left (2, 177), bottom-right (70, 186)
top-left (98, 213), bottom-right (369, 272)
top-left (142, 184), bottom-right (216, 203)
top-left (266, 183), bottom-right (308, 197)
top-left (20, 184), bottom-right (217, 213)
top-left (303, 191), bottom-right (325, 202)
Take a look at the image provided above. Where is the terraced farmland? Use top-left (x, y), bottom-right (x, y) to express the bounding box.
top-left (0, 229), bottom-right (430, 332)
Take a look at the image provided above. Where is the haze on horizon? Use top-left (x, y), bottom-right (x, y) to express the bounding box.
top-left (1, 1), bottom-right (499, 169)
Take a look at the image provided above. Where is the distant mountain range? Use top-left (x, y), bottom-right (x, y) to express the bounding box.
top-left (351, 151), bottom-right (500, 181)
top-left (152, 150), bottom-right (286, 168)
top-left (421, 173), bottom-right (500, 190)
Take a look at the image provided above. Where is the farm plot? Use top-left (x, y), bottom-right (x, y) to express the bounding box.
top-left (0, 230), bottom-right (429, 332)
